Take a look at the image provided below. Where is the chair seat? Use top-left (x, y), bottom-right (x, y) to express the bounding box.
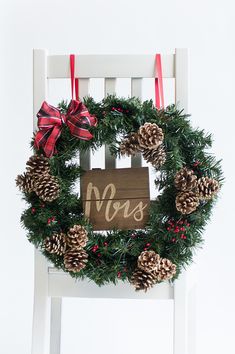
top-left (48, 267), bottom-right (174, 299)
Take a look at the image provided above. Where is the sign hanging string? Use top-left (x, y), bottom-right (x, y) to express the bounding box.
top-left (155, 54), bottom-right (164, 109)
top-left (70, 54), bottom-right (79, 100)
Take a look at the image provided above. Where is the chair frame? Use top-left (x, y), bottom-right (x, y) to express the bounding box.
top-left (31, 48), bottom-right (194, 354)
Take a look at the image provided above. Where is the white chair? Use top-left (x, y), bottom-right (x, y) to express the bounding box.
top-left (32, 49), bottom-right (194, 354)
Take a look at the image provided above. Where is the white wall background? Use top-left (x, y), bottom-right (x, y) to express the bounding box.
top-left (0, 1), bottom-right (234, 353)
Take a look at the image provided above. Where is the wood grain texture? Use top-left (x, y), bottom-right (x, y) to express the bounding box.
top-left (81, 167), bottom-right (150, 230)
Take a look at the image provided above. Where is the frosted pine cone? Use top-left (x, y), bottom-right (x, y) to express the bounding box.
top-left (176, 191), bottom-right (199, 214)
top-left (26, 154), bottom-right (50, 177)
top-left (137, 250), bottom-right (160, 273)
top-left (44, 233), bottom-right (66, 256)
top-left (142, 145), bottom-right (166, 168)
top-left (138, 123), bottom-right (164, 150)
top-left (67, 225), bottom-right (88, 248)
top-left (119, 133), bottom-right (141, 156)
top-left (64, 249), bottom-right (88, 272)
top-left (15, 172), bottom-right (35, 193)
top-left (153, 258), bottom-right (176, 282)
top-left (174, 167), bottom-right (198, 191)
top-left (34, 174), bottom-right (60, 202)
top-left (130, 268), bottom-right (157, 292)
top-left (197, 176), bottom-right (219, 200)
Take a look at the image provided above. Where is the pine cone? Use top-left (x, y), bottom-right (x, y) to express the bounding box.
top-left (119, 133), bottom-right (141, 156)
top-left (137, 250), bottom-right (160, 273)
top-left (130, 268), bottom-right (157, 292)
top-left (64, 249), bottom-right (88, 272)
top-left (174, 167), bottom-right (198, 191)
top-left (44, 233), bottom-right (66, 256)
top-left (138, 123), bottom-right (164, 150)
top-left (197, 176), bottom-right (219, 200)
top-left (142, 145), bottom-right (166, 168)
top-left (15, 172), bottom-right (35, 193)
top-left (34, 174), bottom-right (60, 202)
top-left (26, 154), bottom-right (50, 177)
top-left (153, 258), bottom-right (176, 282)
top-left (67, 224), bottom-right (88, 248)
top-left (176, 191), bottom-right (199, 214)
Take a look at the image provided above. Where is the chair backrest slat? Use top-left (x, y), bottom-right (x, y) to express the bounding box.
top-left (131, 78), bottom-right (143, 168)
top-left (47, 54), bottom-right (175, 79)
top-left (104, 78), bottom-right (117, 169)
top-left (79, 78), bottom-right (91, 171)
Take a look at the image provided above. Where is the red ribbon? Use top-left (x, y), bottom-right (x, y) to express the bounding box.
top-left (34, 54), bottom-right (96, 158)
top-left (34, 100), bottom-right (97, 158)
top-left (155, 54), bottom-right (164, 109)
top-left (70, 54), bottom-right (79, 100)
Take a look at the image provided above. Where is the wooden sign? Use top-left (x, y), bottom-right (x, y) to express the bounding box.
top-left (81, 167), bottom-right (150, 230)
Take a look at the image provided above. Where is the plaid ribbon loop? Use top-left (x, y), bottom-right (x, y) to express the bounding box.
top-left (34, 100), bottom-right (97, 158)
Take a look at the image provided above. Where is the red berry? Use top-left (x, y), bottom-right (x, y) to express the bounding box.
top-left (117, 272), bottom-right (121, 278)
top-left (146, 243), bottom-right (151, 247)
top-left (31, 208), bottom-right (36, 214)
top-left (181, 234), bottom-right (185, 239)
top-left (167, 227), bottom-right (171, 231)
top-left (47, 218), bottom-right (51, 224)
top-left (144, 247), bottom-right (147, 251)
top-left (104, 242), bottom-right (108, 247)
top-left (97, 253), bottom-right (101, 257)
top-left (193, 160), bottom-right (200, 167)
top-left (180, 227), bottom-right (185, 231)
top-left (172, 238), bottom-right (176, 243)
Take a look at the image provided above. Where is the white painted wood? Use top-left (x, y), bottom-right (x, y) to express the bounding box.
top-left (188, 283), bottom-right (197, 354)
top-left (175, 48), bottom-right (189, 112)
top-left (32, 49), bottom-right (49, 354)
top-left (105, 78), bottom-right (116, 169)
top-left (173, 48), bottom-right (189, 354)
top-left (32, 250), bottom-right (50, 354)
top-left (32, 49), bottom-right (193, 354)
top-left (33, 49), bottom-right (48, 131)
top-left (48, 268), bottom-right (174, 299)
top-left (173, 273), bottom-right (188, 354)
top-left (47, 54), bottom-right (175, 79)
top-left (79, 79), bottom-right (91, 171)
top-left (131, 78), bottom-right (142, 167)
top-left (50, 298), bottom-right (62, 354)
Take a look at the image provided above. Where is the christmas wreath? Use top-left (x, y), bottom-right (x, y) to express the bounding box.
top-left (16, 95), bottom-right (223, 291)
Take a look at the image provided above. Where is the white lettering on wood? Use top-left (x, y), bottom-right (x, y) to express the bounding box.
top-left (85, 182), bottom-right (148, 222)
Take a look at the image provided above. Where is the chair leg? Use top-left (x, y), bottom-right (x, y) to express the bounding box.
top-left (31, 250), bottom-right (50, 354)
top-left (173, 272), bottom-right (188, 354)
top-left (188, 283), bottom-right (197, 354)
top-left (50, 298), bottom-right (62, 354)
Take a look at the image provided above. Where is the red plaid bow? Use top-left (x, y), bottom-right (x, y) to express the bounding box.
top-left (34, 100), bottom-right (97, 158)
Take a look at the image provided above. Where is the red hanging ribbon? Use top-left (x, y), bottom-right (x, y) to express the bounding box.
top-left (34, 55), bottom-right (96, 158)
top-left (155, 54), bottom-right (164, 109)
top-left (70, 54), bottom-right (79, 100)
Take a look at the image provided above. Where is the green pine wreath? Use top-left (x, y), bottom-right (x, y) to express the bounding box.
top-left (16, 95), bottom-right (223, 291)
